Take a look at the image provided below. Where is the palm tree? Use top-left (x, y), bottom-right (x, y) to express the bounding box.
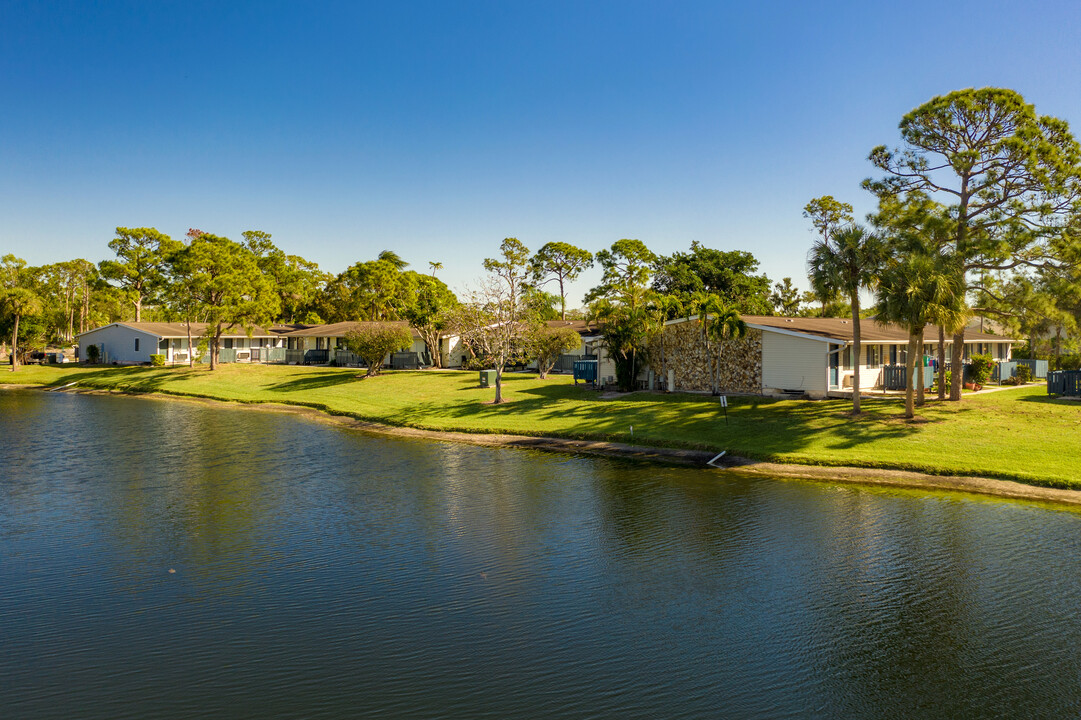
top-left (876, 253), bottom-right (966, 419)
top-left (378, 250), bottom-right (408, 271)
top-left (645, 294), bottom-right (684, 391)
top-left (587, 297), bottom-right (658, 392)
top-left (428, 261), bottom-right (443, 277)
top-left (689, 292), bottom-right (747, 395)
top-left (808, 224), bottom-right (884, 414)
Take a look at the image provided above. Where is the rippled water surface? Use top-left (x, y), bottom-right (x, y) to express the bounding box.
top-left (3, 390), bottom-right (1081, 719)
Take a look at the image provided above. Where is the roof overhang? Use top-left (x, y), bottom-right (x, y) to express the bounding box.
top-left (75, 323), bottom-right (164, 340)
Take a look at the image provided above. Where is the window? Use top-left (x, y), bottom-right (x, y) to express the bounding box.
top-left (224, 338), bottom-right (234, 349)
top-left (842, 347), bottom-right (853, 371)
top-left (865, 345), bottom-right (882, 368)
top-left (134, 338), bottom-right (140, 352)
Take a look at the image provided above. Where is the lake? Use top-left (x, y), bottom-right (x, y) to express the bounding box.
top-left (2, 390), bottom-right (1080, 719)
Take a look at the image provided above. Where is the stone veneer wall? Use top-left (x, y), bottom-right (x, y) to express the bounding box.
top-left (652, 322), bottom-right (763, 393)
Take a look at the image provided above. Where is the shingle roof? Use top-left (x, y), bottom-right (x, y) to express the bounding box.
top-left (544, 319), bottom-right (598, 335)
top-left (740, 315), bottom-right (1016, 343)
top-left (77, 322), bottom-right (284, 338)
top-left (282, 321), bottom-right (424, 340)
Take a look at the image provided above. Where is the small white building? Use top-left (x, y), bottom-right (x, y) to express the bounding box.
top-left (281, 321), bottom-right (462, 368)
top-left (76, 322), bottom-right (288, 365)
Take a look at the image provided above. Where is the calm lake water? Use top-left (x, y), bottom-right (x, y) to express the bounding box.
top-left (2, 390), bottom-right (1081, 719)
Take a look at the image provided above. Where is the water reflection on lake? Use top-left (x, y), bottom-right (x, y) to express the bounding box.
top-left (2, 390), bottom-right (1080, 719)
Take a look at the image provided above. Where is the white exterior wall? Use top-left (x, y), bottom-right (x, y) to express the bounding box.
top-left (761, 331), bottom-right (829, 398)
top-left (442, 335), bottom-right (464, 367)
top-left (78, 325), bottom-right (160, 365)
top-left (841, 365), bottom-right (883, 391)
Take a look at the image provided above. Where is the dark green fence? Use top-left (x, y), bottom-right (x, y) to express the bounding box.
top-left (573, 359), bottom-right (598, 384)
top-left (390, 352), bottom-right (420, 369)
top-left (555, 354), bottom-right (597, 373)
top-left (1047, 370), bottom-right (1081, 396)
top-left (201, 348), bottom-right (238, 364)
top-left (883, 365), bottom-right (933, 390)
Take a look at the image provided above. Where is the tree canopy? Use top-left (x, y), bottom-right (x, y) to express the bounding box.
top-left (865, 87), bottom-right (1081, 400)
top-left (99, 227), bottom-right (178, 322)
top-left (176, 233), bottom-right (280, 370)
top-left (530, 241), bottom-right (593, 320)
top-left (652, 241), bottom-right (772, 314)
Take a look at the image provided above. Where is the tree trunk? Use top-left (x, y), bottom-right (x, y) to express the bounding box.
top-left (851, 297), bottom-right (861, 414)
top-left (1055, 327), bottom-right (1063, 370)
top-left (905, 332), bottom-right (917, 419)
top-left (937, 326), bottom-right (946, 401)
top-left (10, 314), bottom-right (19, 372)
top-left (916, 335), bottom-right (926, 407)
top-left (559, 277), bottom-right (566, 321)
top-left (209, 334), bottom-right (219, 370)
top-left (186, 320), bottom-right (194, 369)
top-left (494, 362), bottom-right (504, 403)
top-left (135, 295), bottom-right (142, 323)
top-left (427, 329), bottom-right (443, 368)
top-left (949, 329), bottom-right (965, 401)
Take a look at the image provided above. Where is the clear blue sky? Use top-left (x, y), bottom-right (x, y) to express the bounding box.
top-left (2, 1), bottom-right (1080, 307)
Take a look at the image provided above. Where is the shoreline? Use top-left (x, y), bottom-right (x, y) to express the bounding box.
top-left (6, 382), bottom-right (1081, 507)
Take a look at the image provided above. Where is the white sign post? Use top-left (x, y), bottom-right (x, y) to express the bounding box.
top-left (719, 395), bottom-right (728, 425)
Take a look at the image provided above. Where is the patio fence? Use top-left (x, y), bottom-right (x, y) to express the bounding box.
top-left (1015, 358), bottom-right (1049, 379)
top-left (554, 354), bottom-right (597, 373)
top-left (1047, 370), bottom-right (1081, 397)
top-left (882, 365), bottom-right (933, 390)
top-left (390, 352), bottom-right (420, 369)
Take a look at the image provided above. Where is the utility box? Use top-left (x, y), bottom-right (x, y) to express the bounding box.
top-left (479, 369), bottom-right (496, 388)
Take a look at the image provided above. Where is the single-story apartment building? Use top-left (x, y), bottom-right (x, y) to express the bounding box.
top-left (280, 321), bottom-right (464, 368)
top-left (75, 322), bottom-right (290, 365)
top-left (657, 315), bottom-right (1017, 398)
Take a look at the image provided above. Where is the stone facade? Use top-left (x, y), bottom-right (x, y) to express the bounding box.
top-left (650, 321), bottom-right (763, 393)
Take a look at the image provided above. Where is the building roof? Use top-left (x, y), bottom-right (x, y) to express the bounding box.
top-left (77, 322), bottom-right (285, 339)
top-left (282, 321), bottom-right (424, 340)
top-left (668, 315), bottom-right (1017, 344)
top-left (544, 319), bottom-right (597, 335)
top-left (745, 315), bottom-right (1016, 343)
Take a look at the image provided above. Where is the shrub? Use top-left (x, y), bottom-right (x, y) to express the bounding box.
top-left (933, 369), bottom-right (952, 394)
top-left (969, 353), bottom-right (995, 386)
top-left (526, 325), bottom-right (582, 379)
top-left (150, 354), bottom-right (166, 367)
top-left (84, 344), bottom-right (100, 364)
top-left (343, 324), bottom-right (414, 377)
top-left (1015, 364), bottom-right (1033, 383)
top-left (461, 355), bottom-right (492, 371)
top-left (1057, 354), bottom-right (1081, 371)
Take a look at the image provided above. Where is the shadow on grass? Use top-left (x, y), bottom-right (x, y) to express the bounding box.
top-left (265, 370), bottom-right (361, 392)
top-left (390, 381), bottom-right (936, 458)
top-left (43, 365), bottom-right (200, 392)
top-left (1018, 394), bottom-right (1081, 405)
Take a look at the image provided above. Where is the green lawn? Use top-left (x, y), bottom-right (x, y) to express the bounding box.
top-left (5, 363), bottom-right (1079, 488)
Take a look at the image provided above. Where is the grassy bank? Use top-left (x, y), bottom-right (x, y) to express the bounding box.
top-left (5, 364), bottom-right (1079, 488)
